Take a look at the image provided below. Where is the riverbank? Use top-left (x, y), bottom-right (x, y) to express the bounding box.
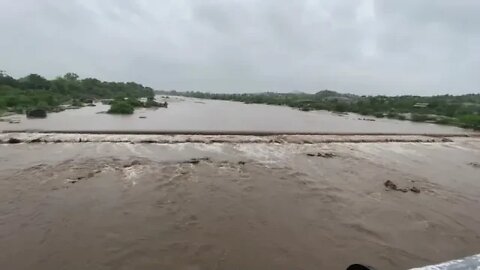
top-left (0, 97), bottom-right (472, 134)
top-left (0, 72), bottom-right (155, 118)
top-left (161, 91), bottom-right (480, 131)
top-left (1, 139), bottom-right (479, 270)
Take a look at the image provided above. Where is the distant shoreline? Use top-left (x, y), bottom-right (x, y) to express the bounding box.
top-left (158, 91), bottom-right (480, 131)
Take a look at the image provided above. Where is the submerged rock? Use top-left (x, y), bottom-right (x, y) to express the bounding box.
top-left (410, 187), bottom-right (421, 193)
top-left (7, 138), bottom-right (22, 144)
top-left (29, 138), bottom-right (43, 143)
top-left (384, 180), bottom-right (408, 193)
top-left (26, 109), bottom-right (47, 118)
top-left (385, 180), bottom-right (421, 193)
top-left (317, 152), bottom-right (335, 158)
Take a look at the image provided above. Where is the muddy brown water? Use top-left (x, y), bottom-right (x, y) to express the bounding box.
top-left (0, 97), bottom-right (470, 134)
top-left (1, 138), bottom-right (480, 270)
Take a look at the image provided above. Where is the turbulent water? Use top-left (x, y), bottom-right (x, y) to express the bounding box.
top-left (0, 96), bottom-right (470, 134)
top-left (0, 97), bottom-right (479, 269)
top-left (1, 138), bottom-right (480, 270)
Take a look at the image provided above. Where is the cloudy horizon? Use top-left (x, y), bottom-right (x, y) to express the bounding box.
top-left (1, 0), bottom-right (479, 95)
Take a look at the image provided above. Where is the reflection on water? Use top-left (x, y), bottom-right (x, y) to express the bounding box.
top-left (0, 96), bottom-right (469, 134)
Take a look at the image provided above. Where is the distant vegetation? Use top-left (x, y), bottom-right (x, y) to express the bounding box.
top-left (0, 71), bottom-right (155, 116)
top-left (106, 97), bottom-right (168, 115)
top-left (159, 90), bottom-right (480, 130)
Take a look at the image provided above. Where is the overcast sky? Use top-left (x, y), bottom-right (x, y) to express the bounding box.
top-left (0, 0), bottom-right (479, 95)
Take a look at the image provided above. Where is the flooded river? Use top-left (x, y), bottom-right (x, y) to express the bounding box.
top-left (1, 97), bottom-right (479, 269)
top-left (1, 137), bottom-right (480, 270)
top-left (0, 97), bottom-right (470, 134)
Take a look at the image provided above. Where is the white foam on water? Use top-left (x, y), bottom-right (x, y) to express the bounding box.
top-left (410, 254), bottom-right (480, 270)
top-left (234, 144), bottom-right (289, 164)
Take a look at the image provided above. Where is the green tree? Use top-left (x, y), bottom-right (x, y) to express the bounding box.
top-left (108, 100), bottom-right (135, 114)
top-left (5, 96), bottom-right (20, 107)
top-left (64, 72), bottom-right (79, 81)
top-left (458, 115), bottom-right (480, 130)
top-left (0, 97), bottom-right (6, 109)
top-left (51, 78), bottom-right (68, 94)
top-left (0, 71), bottom-right (19, 87)
top-left (36, 101), bottom-right (50, 110)
top-left (20, 74), bottom-right (50, 90)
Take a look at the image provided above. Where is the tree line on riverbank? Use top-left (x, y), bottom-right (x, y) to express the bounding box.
top-left (159, 90), bottom-right (480, 130)
top-left (0, 71), bottom-right (155, 116)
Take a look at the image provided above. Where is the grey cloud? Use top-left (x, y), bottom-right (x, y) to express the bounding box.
top-left (0, 0), bottom-right (479, 95)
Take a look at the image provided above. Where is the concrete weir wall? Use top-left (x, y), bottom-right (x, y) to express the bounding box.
top-left (0, 130), bottom-right (477, 144)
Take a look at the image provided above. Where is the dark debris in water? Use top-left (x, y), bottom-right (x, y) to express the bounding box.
top-left (384, 180), bottom-right (421, 194)
top-left (139, 139), bottom-right (157, 144)
top-left (7, 138), bottom-right (22, 144)
top-left (410, 187), bottom-right (421, 193)
top-left (468, 162), bottom-right (480, 168)
top-left (306, 152), bottom-right (336, 158)
top-left (65, 169), bottom-right (103, 186)
top-left (183, 157), bottom-right (211, 164)
top-left (123, 160), bottom-right (143, 168)
top-left (384, 180), bottom-right (408, 193)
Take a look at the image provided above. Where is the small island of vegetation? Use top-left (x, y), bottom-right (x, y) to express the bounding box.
top-left (0, 70), bottom-right (161, 117)
top-left (106, 97), bottom-right (168, 115)
top-left (108, 100), bottom-right (135, 115)
top-left (158, 90), bottom-right (480, 130)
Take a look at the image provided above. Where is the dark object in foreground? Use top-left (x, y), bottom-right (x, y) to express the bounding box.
top-left (347, 264), bottom-right (376, 270)
top-left (26, 109), bottom-right (47, 118)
